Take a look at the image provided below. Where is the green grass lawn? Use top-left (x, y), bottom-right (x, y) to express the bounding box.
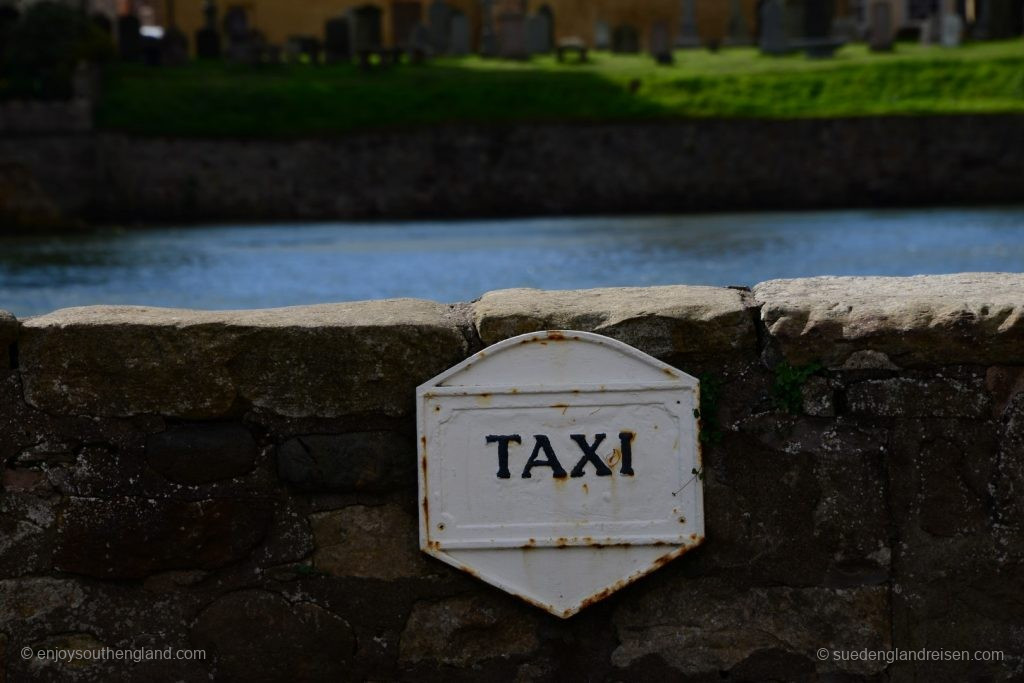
top-left (97, 40), bottom-right (1024, 137)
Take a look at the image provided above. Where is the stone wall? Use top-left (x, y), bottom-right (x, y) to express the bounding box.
top-left (1, 274), bottom-right (1023, 681)
top-left (5, 114), bottom-right (1024, 229)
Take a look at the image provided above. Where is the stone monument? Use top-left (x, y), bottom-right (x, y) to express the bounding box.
top-left (196, 0), bottom-right (221, 59)
top-left (675, 0), bottom-right (701, 48)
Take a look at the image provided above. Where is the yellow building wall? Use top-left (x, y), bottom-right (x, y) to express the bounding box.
top-left (172, 0), bottom-right (480, 49)
top-left (167, 0), bottom-right (766, 54)
top-left (531, 0), bottom-right (757, 46)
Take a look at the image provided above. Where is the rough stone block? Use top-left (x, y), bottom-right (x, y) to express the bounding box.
top-left (888, 419), bottom-right (997, 538)
top-left (0, 577), bottom-right (85, 624)
top-left (697, 428), bottom-right (889, 586)
top-left (54, 497), bottom-right (272, 579)
top-left (754, 274), bottom-right (1024, 367)
top-left (891, 528), bottom-right (1024, 681)
top-left (474, 285), bottom-right (757, 362)
top-left (146, 422), bottom-right (257, 485)
top-left (0, 493), bottom-right (56, 578)
top-left (252, 503), bottom-right (315, 568)
top-left (19, 301), bottom-right (468, 419)
top-left (801, 375), bottom-right (836, 417)
top-left (847, 375), bottom-right (991, 419)
top-left (278, 431), bottom-right (414, 493)
top-left (399, 594), bottom-right (540, 666)
top-left (0, 310), bottom-right (15, 372)
top-left (611, 578), bottom-right (890, 676)
top-left (191, 590), bottom-right (354, 681)
top-left (995, 392), bottom-right (1024, 552)
top-left (310, 504), bottom-right (431, 579)
top-left (986, 365), bottom-right (1024, 418)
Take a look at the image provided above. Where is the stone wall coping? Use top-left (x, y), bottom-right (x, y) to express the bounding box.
top-left (15, 299), bottom-right (469, 419)
top-left (753, 273), bottom-right (1024, 368)
top-left (19, 299), bottom-right (453, 328)
top-left (6, 273), bottom-right (1023, 416)
top-left (474, 284), bottom-right (757, 359)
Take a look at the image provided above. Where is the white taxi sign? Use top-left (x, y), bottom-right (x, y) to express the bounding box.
top-left (417, 330), bottom-right (704, 618)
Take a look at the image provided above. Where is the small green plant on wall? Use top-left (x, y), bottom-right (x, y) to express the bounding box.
top-left (694, 373), bottom-right (723, 445)
top-left (772, 361), bottom-right (822, 414)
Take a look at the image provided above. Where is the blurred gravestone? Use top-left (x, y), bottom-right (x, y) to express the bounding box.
top-left (223, 6), bottom-right (256, 63)
top-left (786, 0), bottom-right (806, 41)
top-left (973, 0), bottom-right (1018, 39)
top-left (161, 27), bottom-right (189, 66)
top-left (141, 34), bottom-right (161, 66)
top-left (940, 11), bottom-right (963, 46)
top-left (196, 0), bottom-right (221, 58)
top-left (804, 0), bottom-right (834, 40)
top-left (349, 5), bottom-right (383, 54)
top-left (920, 13), bottom-right (940, 43)
top-left (410, 22), bottom-right (431, 61)
top-left (973, 0), bottom-right (991, 37)
top-left (538, 4), bottom-right (555, 47)
top-left (725, 0), bottom-right (752, 45)
top-left (117, 14), bottom-right (142, 61)
top-left (650, 21), bottom-right (673, 64)
top-left (676, 0), bottom-right (701, 47)
top-left (868, 0), bottom-right (894, 50)
top-left (525, 13), bottom-right (552, 55)
top-left (480, 0), bottom-right (498, 56)
top-left (392, 1), bottom-right (422, 50)
top-left (450, 12), bottom-right (470, 55)
top-left (803, 0), bottom-right (843, 56)
top-left (594, 20), bottom-right (611, 49)
top-left (759, 0), bottom-right (789, 54)
top-left (612, 24), bottom-right (639, 53)
top-left (497, 11), bottom-right (527, 58)
top-left (160, 0), bottom-right (187, 65)
top-left (324, 17), bottom-right (351, 62)
top-left (428, 0), bottom-right (452, 54)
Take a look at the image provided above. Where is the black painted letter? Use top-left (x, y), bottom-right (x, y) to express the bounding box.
top-left (486, 434), bottom-right (521, 479)
top-left (619, 432), bottom-right (635, 476)
top-left (569, 433), bottom-right (612, 477)
top-left (522, 435), bottom-right (568, 478)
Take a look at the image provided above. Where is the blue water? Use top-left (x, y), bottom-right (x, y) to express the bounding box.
top-left (1, 207), bottom-right (1023, 317)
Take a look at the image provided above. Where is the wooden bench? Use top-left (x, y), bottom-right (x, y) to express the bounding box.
top-left (556, 38), bottom-right (588, 63)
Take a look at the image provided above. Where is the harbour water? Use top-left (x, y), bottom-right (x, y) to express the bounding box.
top-left (2, 206), bottom-right (1023, 317)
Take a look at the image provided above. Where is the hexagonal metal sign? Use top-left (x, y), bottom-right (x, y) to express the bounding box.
top-left (417, 330), bottom-right (704, 618)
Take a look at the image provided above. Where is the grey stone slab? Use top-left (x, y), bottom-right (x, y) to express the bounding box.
top-left (759, 0), bottom-right (789, 54)
top-left (754, 274), bottom-right (1024, 367)
top-left (676, 0), bottom-right (701, 47)
top-left (869, 0), bottom-right (894, 51)
top-left (428, 0), bottom-right (452, 54)
top-left (449, 13), bottom-right (470, 55)
top-left (594, 20), bottom-right (610, 49)
top-left (20, 300), bottom-right (468, 419)
top-left (474, 285), bottom-right (757, 361)
top-left (525, 13), bottom-right (552, 55)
